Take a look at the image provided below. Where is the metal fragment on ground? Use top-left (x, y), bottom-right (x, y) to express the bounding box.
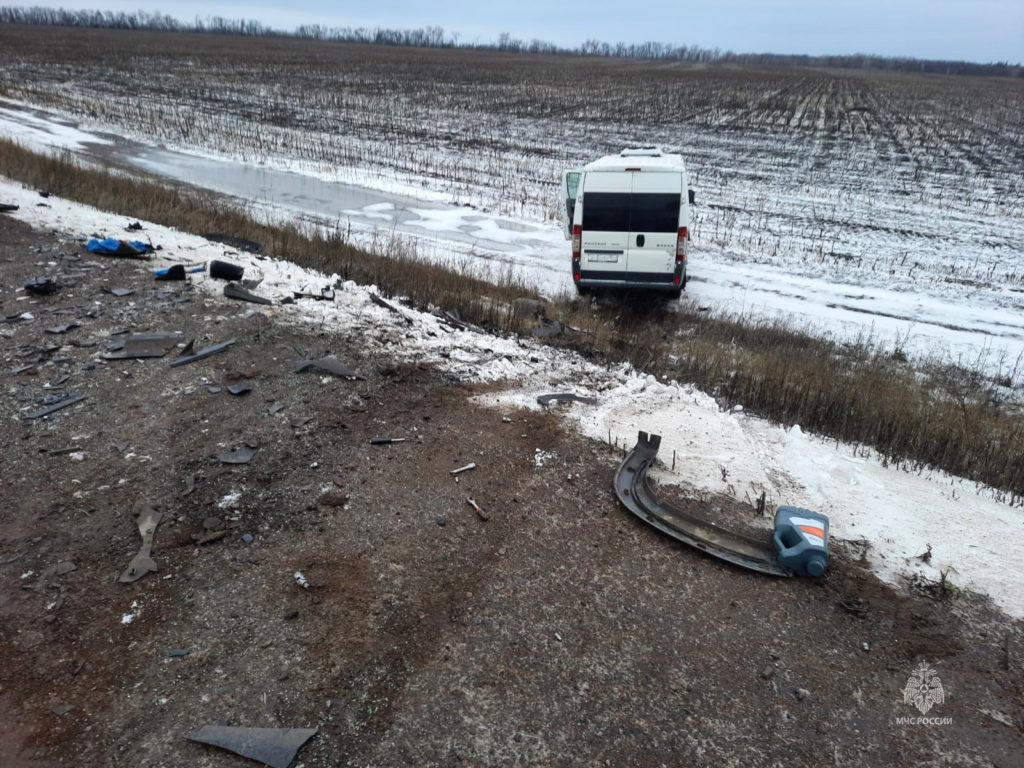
top-left (169, 338), bottom-right (236, 368)
top-left (25, 393), bottom-right (87, 420)
top-left (224, 283), bottom-right (272, 305)
top-left (25, 277), bottom-right (60, 295)
top-left (537, 393), bottom-right (598, 407)
top-left (119, 501), bottom-right (163, 583)
top-left (216, 446), bottom-right (257, 464)
top-left (369, 292), bottom-right (413, 324)
top-left (450, 463), bottom-right (476, 475)
top-left (467, 497), bottom-right (489, 520)
top-left (294, 356), bottom-right (365, 380)
top-left (185, 725), bottom-right (316, 768)
top-left (103, 332), bottom-right (181, 360)
top-left (369, 436), bottom-right (406, 445)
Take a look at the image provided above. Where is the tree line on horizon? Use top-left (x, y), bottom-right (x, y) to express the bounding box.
top-left (0, 5), bottom-right (1020, 78)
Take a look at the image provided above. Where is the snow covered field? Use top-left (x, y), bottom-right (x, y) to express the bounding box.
top-left (2, 178), bottom-right (1022, 619)
top-left (0, 41), bottom-right (1022, 377)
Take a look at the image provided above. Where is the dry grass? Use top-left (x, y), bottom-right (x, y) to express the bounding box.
top-left (2, 139), bottom-right (1021, 500)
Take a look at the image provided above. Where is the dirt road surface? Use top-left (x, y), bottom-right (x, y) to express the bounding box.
top-left (1, 212), bottom-right (1021, 766)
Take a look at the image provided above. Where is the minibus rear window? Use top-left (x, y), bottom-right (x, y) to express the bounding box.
top-left (582, 193), bottom-right (631, 232)
top-left (629, 193), bottom-right (681, 233)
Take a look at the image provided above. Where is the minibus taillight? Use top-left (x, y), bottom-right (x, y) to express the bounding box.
top-left (676, 226), bottom-right (688, 262)
top-left (572, 225), bottom-right (581, 260)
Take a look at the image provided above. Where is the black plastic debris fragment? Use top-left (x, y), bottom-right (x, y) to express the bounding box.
top-left (44, 322), bottom-right (80, 335)
top-left (169, 338), bottom-right (236, 368)
top-left (25, 393), bottom-right (87, 420)
top-left (537, 393), bottom-right (598, 407)
top-left (295, 356), bottom-right (365, 380)
top-left (369, 436), bottom-right (406, 445)
top-left (155, 264), bottom-right (186, 281)
top-left (103, 332), bottom-right (180, 360)
top-left (209, 260), bottom-right (244, 281)
top-left (119, 501), bottom-right (163, 583)
top-left (185, 725), bottom-right (316, 768)
top-left (216, 446), bottom-right (257, 464)
top-left (25, 277), bottom-right (59, 295)
top-left (224, 283), bottom-right (272, 305)
top-left (227, 384), bottom-right (252, 396)
top-left (0, 203), bottom-right (19, 213)
top-left (369, 292), bottom-right (413, 324)
top-left (202, 233), bottom-right (262, 253)
top-left (166, 649), bottom-right (190, 657)
top-left (126, 221), bottom-right (143, 231)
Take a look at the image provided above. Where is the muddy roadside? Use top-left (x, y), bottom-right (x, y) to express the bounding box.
top-left (0, 212), bottom-right (1021, 767)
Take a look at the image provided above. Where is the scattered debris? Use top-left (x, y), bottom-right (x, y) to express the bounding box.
top-left (268, 402), bottom-right (285, 415)
top-left (467, 497), bottom-right (489, 521)
top-left (25, 393), bottom-right (87, 420)
top-left (166, 649), bottom-right (190, 657)
top-left (537, 393), bottom-right (597, 407)
top-left (194, 530), bottom-right (228, 545)
top-left (86, 238), bottom-right (154, 258)
top-left (294, 356), bottom-right (365, 380)
top-left (103, 332), bottom-right (181, 360)
top-left (185, 725), bottom-right (316, 768)
top-left (0, 551), bottom-right (27, 565)
top-left (51, 704), bottom-right (73, 716)
top-left (241, 533), bottom-right (255, 544)
top-left (294, 571), bottom-right (309, 589)
top-left (24, 277), bottom-right (60, 295)
top-left (125, 221), bottom-right (143, 231)
top-left (369, 292), bottom-right (412, 324)
top-left (216, 446), bottom-right (257, 464)
top-left (450, 463), bottom-right (476, 475)
top-left (289, 416), bottom-right (313, 428)
top-left (102, 287), bottom-right (134, 297)
top-left (209, 260), bottom-right (244, 281)
top-left (293, 285), bottom-right (334, 301)
top-left (202, 233), bottom-right (262, 253)
top-left (0, 202), bottom-right (20, 213)
top-left (118, 501), bottom-right (163, 583)
top-left (155, 264), bottom-right (202, 280)
top-left (207, 385), bottom-right (222, 394)
top-left (227, 384), bottom-right (252, 396)
top-left (169, 338), bottom-right (236, 367)
top-left (44, 322), bottom-right (80, 335)
top-left (370, 436), bottom-right (406, 445)
top-left (224, 283), bottom-right (272, 305)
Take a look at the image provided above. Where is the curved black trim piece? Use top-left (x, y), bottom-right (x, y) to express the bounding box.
top-left (615, 431), bottom-right (790, 576)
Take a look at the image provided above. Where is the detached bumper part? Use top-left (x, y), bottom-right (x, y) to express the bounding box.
top-left (615, 431), bottom-right (826, 576)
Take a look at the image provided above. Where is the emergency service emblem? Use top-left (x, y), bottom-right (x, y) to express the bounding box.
top-left (903, 662), bottom-right (945, 714)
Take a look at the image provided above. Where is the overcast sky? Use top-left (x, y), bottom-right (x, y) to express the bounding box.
top-left (32, 1), bottom-right (1024, 63)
